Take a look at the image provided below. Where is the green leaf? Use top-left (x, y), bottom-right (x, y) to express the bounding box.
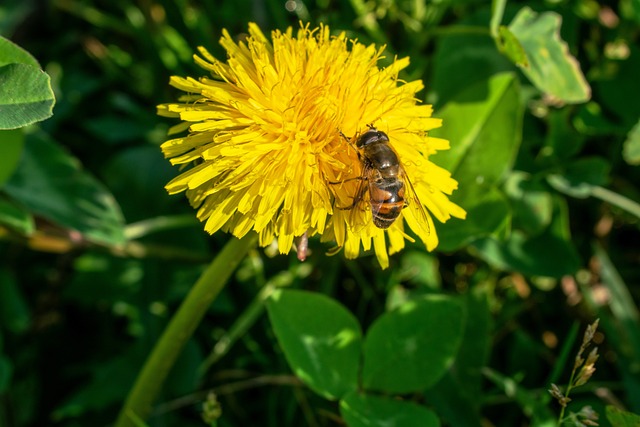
top-left (497, 26), bottom-right (529, 67)
top-left (431, 9), bottom-right (513, 107)
top-left (606, 405), bottom-right (640, 426)
top-left (4, 132), bottom-right (126, 246)
top-left (450, 291), bottom-right (492, 396)
top-left (340, 392), bottom-right (440, 427)
top-left (430, 70), bottom-right (521, 245)
top-left (437, 185), bottom-right (511, 252)
top-left (266, 289), bottom-right (362, 400)
top-left (0, 63), bottom-right (55, 129)
top-left (425, 290), bottom-right (491, 427)
top-left (0, 30), bottom-right (55, 130)
top-left (508, 7), bottom-right (591, 104)
top-left (623, 118), bottom-right (640, 165)
top-left (362, 295), bottom-right (465, 393)
top-left (472, 194), bottom-right (579, 278)
top-left (431, 72), bottom-right (523, 189)
top-left (0, 36), bottom-right (40, 67)
top-left (0, 197), bottom-right (34, 235)
top-left (504, 172), bottom-right (553, 236)
top-left (0, 128), bottom-right (24, 185)
top-left (472, 227), bottom-right (580, 278)
top-left (0, 267), bottom-right (30, 334)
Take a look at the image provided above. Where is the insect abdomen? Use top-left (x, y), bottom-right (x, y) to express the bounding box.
top-left (370, 179), bottom-right (405, 229)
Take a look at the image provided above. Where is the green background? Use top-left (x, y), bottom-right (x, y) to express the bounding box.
top-left (1, 0), bottom-right (639, 426)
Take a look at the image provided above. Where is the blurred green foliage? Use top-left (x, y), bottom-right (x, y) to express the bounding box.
top-left (1, 0), bottom-right (639, 426)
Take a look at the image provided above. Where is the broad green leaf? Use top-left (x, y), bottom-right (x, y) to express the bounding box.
top-left (0, 63), bottom-right (55, 129)
top-left (266, 289), bottom-right (361, 400)
top-left (508, 7), bottom-right (591, 104)
top-left (431, 71), bottom-right (519, 246)
top-left (362, 295), bottom-right (465, 393)
top-left (450, 290), bottom-right (491, 396)
top-left (0, 28), bottom-right (54, 130)
top-left (504, 172), bottom-right (553, 236)
top-left (431, 72), bottom-right (523, 189)
top-left (472, 194), bottom-right (579, 278)
top-left (340, 392), bottom-right (440, 427)
top-left (424, 374), bottom-right (482, 427)
top-left (0, 128), bottom-right (24, 185)
top-left (431, 9), bottom-right (513, 107)
top-left (472, 227), bottom-right (580, 278)
top-left (0, 197), bottom-right (34, 235)
top-left (4, 132), bottom-right (126, 246)
top-left (0, 36), bottom-right (39, 67)
top-left (606, 405), bottom-right (640, 427)
top-left (0, 268), bottom-right (30, 334)
top-left (498, 26), bottom-right (528, 67)
top-left (623, 118), bottom-right (640, 165)
top-left (425, 290), bottom-right (491, 427)
top-left (437, 185), bottom-right (511, 252)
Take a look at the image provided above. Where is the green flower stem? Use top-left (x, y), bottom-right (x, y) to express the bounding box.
top-left (115, 233), bottom-right (258, 427)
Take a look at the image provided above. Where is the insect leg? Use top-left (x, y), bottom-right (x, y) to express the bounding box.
top-left (328, 176), bottom-right (368, 210)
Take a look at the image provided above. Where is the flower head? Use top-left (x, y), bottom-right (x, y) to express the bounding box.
top-left (158, 23), bottom-right (465, 268)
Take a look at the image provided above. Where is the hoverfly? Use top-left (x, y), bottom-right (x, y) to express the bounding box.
top-left (330, 125), bottom-right (431, 234)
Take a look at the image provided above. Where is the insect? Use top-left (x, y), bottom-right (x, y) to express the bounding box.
top-left (331, 125), bottom-right (431, 233)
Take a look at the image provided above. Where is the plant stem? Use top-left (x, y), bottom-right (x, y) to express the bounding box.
top-left (114, 233), bottom-right (258, 427)
top-left (199, 283), bottom-right (275, 375)
top-left (557, 354), bottom-right (579, 425)
top-left (590, 185), bottom-right (640, 220)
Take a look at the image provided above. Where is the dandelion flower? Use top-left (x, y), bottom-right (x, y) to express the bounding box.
top-left (158, 23), bottom-right (465, 268)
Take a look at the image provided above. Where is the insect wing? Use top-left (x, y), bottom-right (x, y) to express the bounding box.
top-left (401, 168), bottom-right (431, 237)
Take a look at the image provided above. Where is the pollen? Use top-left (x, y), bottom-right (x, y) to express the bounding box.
top-left (157, 22), bottom-right (466, 268)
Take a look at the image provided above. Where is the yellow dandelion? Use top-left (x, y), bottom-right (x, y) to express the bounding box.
top-left (157, 22), bottom-right (466, 269)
